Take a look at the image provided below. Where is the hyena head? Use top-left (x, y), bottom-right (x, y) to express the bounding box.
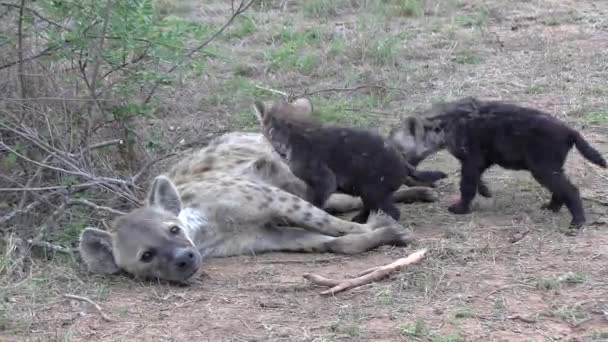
top-left (388, 116), bottom-right (446, 167)
top-left (252, 97), bottom-right (319, 158)
top-left (78, 176), bottom-right (203, 282)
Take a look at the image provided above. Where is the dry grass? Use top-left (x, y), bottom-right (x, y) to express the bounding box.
top-left (1, 0), bottom-right (608, 340)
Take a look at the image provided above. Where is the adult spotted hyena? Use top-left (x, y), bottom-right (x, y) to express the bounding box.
top-left (389, 97), bottom-right (607, 233)
top-left (79, 130), bottom-right (438, 282)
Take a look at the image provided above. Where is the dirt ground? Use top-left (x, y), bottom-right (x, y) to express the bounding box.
top-left (2, 0), bottom-right (608, 341)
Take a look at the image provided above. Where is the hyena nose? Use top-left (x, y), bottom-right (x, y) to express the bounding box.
top-left (174, 249), bottom-right (195, 270)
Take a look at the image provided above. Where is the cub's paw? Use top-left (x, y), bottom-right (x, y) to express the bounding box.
top-left (540, 202), bottom-right (562, 213)
top-left (447, 201), bottom-right (472, 215)
top-left (478, 183), bottom-right (493, 198)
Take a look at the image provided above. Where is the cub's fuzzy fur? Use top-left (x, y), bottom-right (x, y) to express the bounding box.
top-left (254, 97), bottom-right (447, 223)
top-left (390, 97), bottom-right (607, 232)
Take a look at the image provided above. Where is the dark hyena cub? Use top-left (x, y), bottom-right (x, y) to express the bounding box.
top-left (253, 97), bottom-right (447, 223)
top-left (389, 97), bottom-right (607, 233)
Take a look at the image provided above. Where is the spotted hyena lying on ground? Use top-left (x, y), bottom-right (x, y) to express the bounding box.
top-left (253, 97), bottom-right (447, 224)
top-left (78, 130), bottom-right (439, 282)
top-left (389, 97), bottom-right (607, 233)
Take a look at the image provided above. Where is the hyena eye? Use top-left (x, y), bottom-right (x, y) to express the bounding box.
top-left (169, 225), bottom-right (180, 235)
top-left (140, 250), bottom-right (154, 263)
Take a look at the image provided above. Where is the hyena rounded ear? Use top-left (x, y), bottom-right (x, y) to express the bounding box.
top-left (79, 227), bottom-right (120, 274)
top-left (290, 97), bottom-right (314, 115)
top-left (146, 175), bottom-right (182, 216)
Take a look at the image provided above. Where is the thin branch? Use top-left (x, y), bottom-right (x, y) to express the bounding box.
top-left (298, 79), bottom-right (389, 98)
top-left (131, 152), bottom-right (178, 184)
top-left (16, 0), bottom-right (27, 99)
top-left (0, 190), bottom-right (60, 226)
top-left (27, 239), bottom-right (74, 254)
top-left (0, 2), bottom-right (68, 30)
top-left (253, 84), bottom-right (288, 97)
top-left (142, 0), bottom-right (256, 104)
top-left (0, 141), bottom-right (85, 178)
top-left (0, 142), bottom-right (132, 187)
top-left (63, 294), bottom-right (114, 322)
top-left (0, 182), bottom-right (97, 192)
top-left (77, 139), bottom-right (123, 156)
top-left (68, 199), bottom-right (126, 216)
top-left (0, 43), bottom-right (64, 71)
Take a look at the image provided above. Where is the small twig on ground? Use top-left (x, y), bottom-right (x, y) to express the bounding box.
top-left (63, 294), bottom-right (114, 322)
top-left (253, 84), bottom-right (288, 97)
top-left (68, 199), bottom-right (126, 216)
top-left (303, 249), bottom-right (428, 296)
top-left (253, 256), bottom-right (346, 265)
top-left (507, 315), bottom-right (537, 324)
top-left (26, 239), bottom-right (74, 254)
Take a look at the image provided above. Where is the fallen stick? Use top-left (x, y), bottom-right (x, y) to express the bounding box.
top-left (64, 294), bottom-right (114, 322)
top-left (303, 248), bottom-right (428, 296)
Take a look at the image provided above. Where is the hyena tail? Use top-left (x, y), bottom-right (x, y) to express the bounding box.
top-left (572, 130), bottom-right (607, 168)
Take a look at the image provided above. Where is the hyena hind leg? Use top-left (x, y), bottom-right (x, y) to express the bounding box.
top-left (254, 224), bottom-right (414, 255)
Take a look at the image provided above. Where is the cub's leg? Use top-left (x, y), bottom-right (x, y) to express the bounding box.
top-left (529, 168), bottom-right (585, 231)
top-left (352, 187), bottom-right (399, 223)
top-left (478, 178), bottom-right (492, 198)
top-left (449, 160), bottom-right (483, 214)
top-left (292, 162), bottom-right (337, 208)
top-left (540, 194), bottom-right (563, 212)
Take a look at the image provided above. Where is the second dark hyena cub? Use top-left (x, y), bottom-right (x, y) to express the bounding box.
top-left (389, 97), bottom-right (607, 233)
top-left (253, 97), bottom-right (447, 223)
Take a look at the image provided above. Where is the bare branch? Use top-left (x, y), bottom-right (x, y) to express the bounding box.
top-left (0, 43), bottom-right (65, 71)
top-left (0, 182), bottom-right (97, 192)
top-left (0, 2), bottom-right (68, 30)
top-left (16, 0), bottom-right (27, 99)
top-left (297, 79), bottom-right (392, 98)
top-left (0, 190), bottom-right (60, 226)
top-left (253, 84), bottom-right (288, 97)
top-left (67, 199), bottom-right (125, 216)
top-left (27, 239), bottom-right (74, 254)
top-left (131, 152), bottom-right (178, 184)
top-left (63, 294), bottom-right (114, 322)
top-left (303, 249), bottom-right (428, 296)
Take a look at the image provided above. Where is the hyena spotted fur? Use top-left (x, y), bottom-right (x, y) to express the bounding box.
top-left (389, 97), bottom-right (607, 233)
top-left (79, 130), bottom-right (438, 282)
top-left (253, 97), bottom-right (447, 224)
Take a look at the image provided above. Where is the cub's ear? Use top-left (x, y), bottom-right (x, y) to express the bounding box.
top-left (79, 228), bottom-right (120, 274)
top-left (290, 97), bottom-right (314, 115)
top-left (146, 175), bottom-right (182, 216)
top-left (253, 100), bottom-right (266, 124)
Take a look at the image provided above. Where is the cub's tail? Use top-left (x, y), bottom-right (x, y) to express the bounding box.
top-left (572, 130), bottom-right (607, 168)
